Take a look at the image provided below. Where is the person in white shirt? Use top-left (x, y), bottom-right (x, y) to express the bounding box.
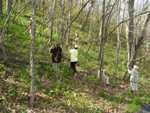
top-left (102, 69), bottom-right (109, 85)
top-left (69, 45), bottom-right (78, 73)
top-left (128, 65), bottom-right (139, 95)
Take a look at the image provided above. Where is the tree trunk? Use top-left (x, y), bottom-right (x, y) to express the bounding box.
top-left (123, 13), bottom-right (150, 80)
top-left (98, 0), bottom-right (106, 81)
top-left (127, 0), bottom-right (135, 68)
top-left (66, 0), bottom-right (72, 46)
top-left (6, 0), bottom-right (12, 15)
top-left (60, 0), bottom-right (65, 46)
top-left (0, 30), bottom-right (7, 62)
top-left (130, 12), bottom-right (150, 66)
top-left (29, 0), bottom-right (36, 107)
top-left (41, 0), bottom-right (45, 37)
top-left (63, 0), bottom-right (91, 44)
top-left (48, 0), bottom-right (56, 43)
top-left (87, 4), bottom-right (94, 40)
top-left (116, 0), bottom-right (121, 66)
top-left (81, 1), bottom-right (94, 30)
top-left (0, 0), bottom-right (2, 16)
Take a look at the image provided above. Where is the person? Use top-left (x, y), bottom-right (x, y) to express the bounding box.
top-left (69, 44), bottom-right (78, 73)
top-left (128, 65), bottom-right (139, 95)
top-left (102, 69), bottom-right (109, 85)
top-left (50, 43), bottom-right (62, 80)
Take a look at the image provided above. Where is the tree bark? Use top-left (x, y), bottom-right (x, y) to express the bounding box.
top-left (130, 12), bottom-right (150, 66)
top-left (29, 0), bottom-right (36, 107)
top-left (123, 12), bottom-right (150, 80)
top-left (0, 0), bottom-right (2, 16)
top-left (98, 0), bottom-right (106, 81)
top-left (66, 0), bottom-right (72, 46)
top-left (127, 0), bottom-right (135, 68)
top-left (87, 3), bottom-right (94, 40)
top-left (64, 0), bottom-right (91, 42)
top-left (60, 0), bottom-right (65, 46)
top-left (6, 0), bottom-right (12, 15)
top-left (81, 1), bottom-right (94, 30)
top-left (48, 0), bottom-right (56, 43)
top-left (116, 0), bottom-right (121, 65)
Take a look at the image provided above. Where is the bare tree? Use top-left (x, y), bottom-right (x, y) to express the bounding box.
top-left (29, 0), bottom-right (36, 107)
top-left (116, 0), bottom-right (121, 65)
top-left (98, 0), bottom-right (106, 80)
top-left (81, 0), bottom-right (94, 30)
top-left (127, 0), bottom-right (135, 68)
top-left (48, 0), bottom-right (56, 43)
top-left (0, 0), bottom-right (2, 16)
top-left (129, 12), bottom-right (150, 66)
top-left (60, 0), bottom-right (65, 46)
top-left (63, 0), bottom-right (92, 43)
top-left (6, 0), bottom-right (12, 15)
top-left (87, 2), bottom-right (94, 39)
top-left (66, 0), bottom-right (72, 46)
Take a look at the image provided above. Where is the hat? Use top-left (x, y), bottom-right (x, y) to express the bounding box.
top-left (75, 45), bottom-right (78, 48)
top-left (133, 65), bottom-right (139, 69)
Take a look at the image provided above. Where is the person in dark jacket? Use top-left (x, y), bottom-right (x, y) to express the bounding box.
top-left (50, 43), bottom-right (62, 80)
top-left (51, 43), bottom-right (62, 63)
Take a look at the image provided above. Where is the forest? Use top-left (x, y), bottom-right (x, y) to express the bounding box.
top-left (0, 0), bottom-right (150, 113)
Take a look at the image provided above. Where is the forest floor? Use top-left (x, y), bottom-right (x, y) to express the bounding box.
top-left (1, 65), bottom-right (148, 113)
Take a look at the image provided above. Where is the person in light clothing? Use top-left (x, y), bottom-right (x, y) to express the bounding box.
top-left (69, 45), bottom-right (78, 73)
top-left (102, 69), bottom-right (109, 85)
top-left (128, 65), bottom-right (139, 95)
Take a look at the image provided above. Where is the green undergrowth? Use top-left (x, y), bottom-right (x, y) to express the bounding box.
top-left (126, 97), bottom-right (142, 113)
top-left (0, 2), bottom-right (150, 113)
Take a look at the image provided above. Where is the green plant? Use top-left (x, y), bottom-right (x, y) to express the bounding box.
top-left (64, 91), bottom-right (103, 113)
top-left (126, 97), bottom-right (142, 113)
top-left (7, 86), bottom-right (18, 97)
top-left (61, 63), bottom-right (73, 78)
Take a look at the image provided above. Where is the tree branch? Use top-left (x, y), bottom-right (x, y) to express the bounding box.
top-left (109, 10), bottom-right (150, 35)
top-left (64, 0), bottom-right (92, 39)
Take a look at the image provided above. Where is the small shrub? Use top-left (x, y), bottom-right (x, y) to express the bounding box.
top-left (126, 97), bottom-right (142, 113)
